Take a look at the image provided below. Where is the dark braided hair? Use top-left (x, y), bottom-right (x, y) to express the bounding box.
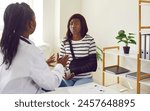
top-left (66, 13), bottom-right (88, 40)
top-left (0, 2), bottom-right (35, 69)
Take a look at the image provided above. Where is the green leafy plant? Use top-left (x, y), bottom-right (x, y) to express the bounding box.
top-left (115, 30), bottom-right (136, 47)
top-left (96, 46), bottom-right (103, 61)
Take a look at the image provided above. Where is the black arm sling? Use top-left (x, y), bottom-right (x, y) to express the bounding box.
top-left (68, 39), bottom-right (97, 76)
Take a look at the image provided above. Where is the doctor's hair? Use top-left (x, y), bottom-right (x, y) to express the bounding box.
top-left (66, 13), bottom-right (88, 40)
top-left (0, 2), bottom-right (35, 69)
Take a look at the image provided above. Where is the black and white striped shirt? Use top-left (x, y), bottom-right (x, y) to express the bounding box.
top-left (60, 34), bottom-right (96, 78)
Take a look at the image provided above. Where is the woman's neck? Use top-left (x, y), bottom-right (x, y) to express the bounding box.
top-left (72, 34), bottom-right (81, 41)
top-left (21, 32), bottom-right (29, 39)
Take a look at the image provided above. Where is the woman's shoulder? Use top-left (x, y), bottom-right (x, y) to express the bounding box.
top-left (61, 37), bottom-right (69, 45)
top-left (61, 37), bottom-right (68, 42)
top-left (84, 34), bottom-right (95, 40)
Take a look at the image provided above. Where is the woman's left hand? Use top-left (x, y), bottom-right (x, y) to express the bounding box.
top-left (64, 73), bottom-right (75, 80)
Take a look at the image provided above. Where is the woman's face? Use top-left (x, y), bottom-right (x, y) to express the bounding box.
top-left (69, 18), bottom-right (81, 35)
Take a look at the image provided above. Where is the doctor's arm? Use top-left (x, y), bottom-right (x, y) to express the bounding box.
top-left (30, 54), bottom-right (68, 91)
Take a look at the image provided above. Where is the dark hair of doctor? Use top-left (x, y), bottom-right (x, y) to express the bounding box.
top-left (0, 2), bottom-right (35, 69)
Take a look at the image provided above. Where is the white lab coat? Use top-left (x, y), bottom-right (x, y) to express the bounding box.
top-left (0, 37), bottom-right (64, 94)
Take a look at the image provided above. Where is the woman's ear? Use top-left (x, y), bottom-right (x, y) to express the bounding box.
top-left (28, 19), bottom-right (36, 34)
top-left (28, 20), bottom-right (33, 29)
top-left (25, 21), bottom-right (30, 32)
top-left (30, 22), bottom-right (34, 30)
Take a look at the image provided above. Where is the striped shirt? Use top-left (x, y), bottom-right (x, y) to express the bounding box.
top-left (60, 34), bottom-right (96, 78)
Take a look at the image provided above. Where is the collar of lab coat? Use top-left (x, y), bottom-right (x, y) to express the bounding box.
top-left (20, 36), bottom-right (34, 45)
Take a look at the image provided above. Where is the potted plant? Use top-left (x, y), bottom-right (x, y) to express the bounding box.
top-left (115, 30), bottom-right (136, 54)
top-left (96, 46), bottom-right (103, 61)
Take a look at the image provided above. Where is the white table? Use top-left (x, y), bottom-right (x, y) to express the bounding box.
top-left (46, 82), bottom-right (120, 94)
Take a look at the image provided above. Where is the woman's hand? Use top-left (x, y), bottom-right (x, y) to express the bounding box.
top-left (57, 53), bottom-right (69, 67)
top-left (46, 54), bottom-right (56, 67)
top-left (64, 73), bottom-right (75, 80)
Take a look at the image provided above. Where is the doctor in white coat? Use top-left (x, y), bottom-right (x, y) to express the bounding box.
top-left (0, 2), bottom-right (68, 94)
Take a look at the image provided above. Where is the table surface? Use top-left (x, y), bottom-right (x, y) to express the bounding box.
top-left (45, 82), bottom-right (120, 94)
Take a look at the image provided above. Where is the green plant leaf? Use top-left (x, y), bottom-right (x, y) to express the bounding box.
top-left (129, 39), bottom-right (136, 44)
top-left (116, 36), bottom-right (122, 39)
top-left (96, 46), bottom-right (103, 52)
top-left (116, 35), bottom-right (126, 39)
top-left (128, 36), bottom-right (135, 39)
top-left (118, 30), bottom-right (125, 35)
top-left (96, 46), bottom-right (103, 61)
top-left (117, 40), bottom-right (122, 43)
top-left (129, 33), bottom-right (135, 35)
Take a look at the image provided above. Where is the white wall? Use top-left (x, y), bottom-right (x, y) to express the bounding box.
top-left (43, 0), bottom-right (55, 56)
top-left (60, 0), bottom-right (81, 38)
top-left (81, 0), bottom-right (138, 49)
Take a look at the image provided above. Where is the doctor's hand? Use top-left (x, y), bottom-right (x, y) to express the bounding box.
top-left (57, 53), bottom-right (69, 67)
top-left (46, 54), bottom-right (56, 67)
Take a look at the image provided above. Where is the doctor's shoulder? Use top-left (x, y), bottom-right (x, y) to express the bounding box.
top-left (18, 40), bottom-right (38, 57)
